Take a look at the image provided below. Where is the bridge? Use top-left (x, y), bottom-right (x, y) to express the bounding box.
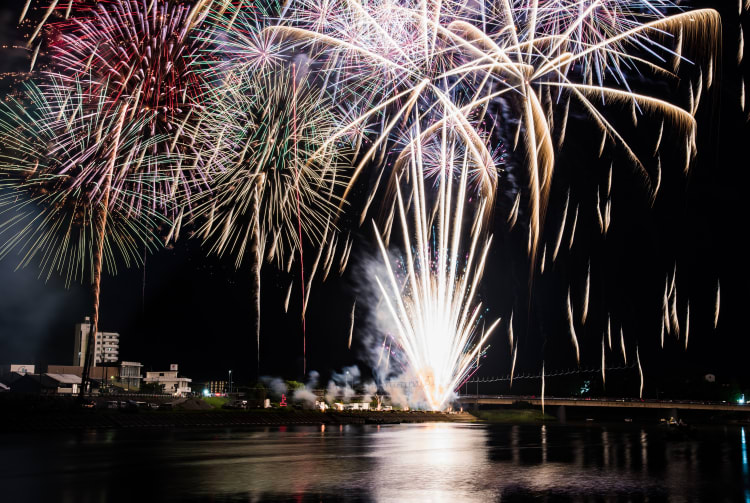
top-left (456, 395), bottom-right (750, 413)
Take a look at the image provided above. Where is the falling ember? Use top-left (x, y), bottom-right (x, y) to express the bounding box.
top-left (348, 301), bottom-right (356, 349)
top-left (582, 261), bottom-right (590, 324)
top-left (568, 205), bottom-right (579, 250)
top-left (620, 327), bottom-right (627, 364)
top-left (607, 314), bottom-right (612, 349)
top-left (601, 337), bottom-right (606, 386)
top-left (284, 281), bottom-right (293, 313)
top-left (684, 300), bottom-right (690, 350)
top-left (552, 190), bottom-right (569, 262)
top-left (660, 317), bottom-right (665, 348)
top-left (29, 42), bottom-right (41, 72)
top-left (654, 121), bottom-right (664, 155)
top-left (671, 287), bottom-right (680, 337)
top-left (604, 198), bottom-right (612, 235)
top-left (541, 362), bottom-right (546, 415)
top-left (566, 288), bottom-right (580, 364)
top-left (740, 27), bottom-right (745, 65)
top-left (508, 193), bottom-right (520, 229)
top-left (373, 127), bottom-right (499, 411)
top-left (663, 278), bottom-right (672, 334)
top-left (637, 346), bottom-right (644, 399)
top-left (714, 280), bottom-right (721, 328)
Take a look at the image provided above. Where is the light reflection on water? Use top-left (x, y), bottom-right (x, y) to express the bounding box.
top-left (1, 422), bottom-right (749, 502)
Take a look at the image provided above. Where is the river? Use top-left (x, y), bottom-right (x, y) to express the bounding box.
top-left (1, 422), bottom-right (749, 502)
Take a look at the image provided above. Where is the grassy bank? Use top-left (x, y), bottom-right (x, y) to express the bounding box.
top-left (201, 396), bottom-right (229, 409)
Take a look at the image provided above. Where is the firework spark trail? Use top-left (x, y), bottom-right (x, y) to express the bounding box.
top-left (596, 188), bottom-right (604, 233)
top-left (582, 260), bottom-right (590, 324)
top-left (663, 277), bottom-right (672, 334)
top-left (715, 280), bottom-right (721, 328)
top-left (552, 189), bottom-right (569, 262)
top-left (566, 288), bottom-right (580, 364)
top-left (508, 193), bottom-right (520, 229)
top-left (348, 300), bottom-right (356, 349)
top-left (373, 124), bottom-right (499, 411)
top-left (568, 204), bottom-right (579, 250)
top-left (83, 103), bottom-right (130, 393)
top-left (292, 63), bottom-right (308, 376)
top-left (637, 345), bottom-right (644, 398)
top-left (601, 336), bottom-right (606, 386)
top-left (541, 361), bottom-right (545, 415)
top-left (253, 185), bottom-right (262, 377)
top-left (660, 316), bottom-right (665, 348)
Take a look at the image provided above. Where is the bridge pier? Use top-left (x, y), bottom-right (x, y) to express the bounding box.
top-left (556, 405), bottom-right (567, 423)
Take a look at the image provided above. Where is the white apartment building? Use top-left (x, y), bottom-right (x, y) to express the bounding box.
top-left (74, 317), bottom-right (120, 366)
top-left (144, 364), bottom-right (192, 397)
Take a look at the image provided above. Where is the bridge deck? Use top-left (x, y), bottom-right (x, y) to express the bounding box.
top-left (456, 396), bottom-right (749, 412)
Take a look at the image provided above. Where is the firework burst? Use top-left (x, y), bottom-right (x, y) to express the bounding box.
top-left (266, 0), bottom-right (719, 266)
top-left (188, 63), bottom-right (352, 373)
top-left (43, 0), bottom-right (212, 221)
top-left (0, 78), bottom-right (167, 284)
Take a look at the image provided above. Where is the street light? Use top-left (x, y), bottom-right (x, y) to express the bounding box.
top-left (228, 370), bottom-right (233, 395)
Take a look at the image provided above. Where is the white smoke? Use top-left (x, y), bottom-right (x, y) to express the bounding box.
top-left (261, 376), bottom-right (287, 398)
top-left (291, 371), bottom-right (320, 409)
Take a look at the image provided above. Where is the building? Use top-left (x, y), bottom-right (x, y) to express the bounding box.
top-left (143, 364), bottom-right (192, 397)
top-left (0, 364), bottom-right (35, 376)
top-left (46, 362), bottom-right (142, 391)
top-left (207, 380), bottom-right (227, 395)
top-left (10, 373), bottom-right (81, 395)
top-left (73, 317), bottom-right (120, 366)
top-left (119, 361), bottom-right (143, 390)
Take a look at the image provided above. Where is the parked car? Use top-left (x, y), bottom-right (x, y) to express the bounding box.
top-left (147, 402), bottom-right (160, 410)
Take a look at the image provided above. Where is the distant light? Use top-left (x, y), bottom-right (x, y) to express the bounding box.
top-left (739, 394), bottom-right (746, 405)
top-left (203, 388), bottom-right (210, 397)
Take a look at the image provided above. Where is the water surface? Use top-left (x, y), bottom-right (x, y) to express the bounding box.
top-left (1, 422), bottom-right (748, 502)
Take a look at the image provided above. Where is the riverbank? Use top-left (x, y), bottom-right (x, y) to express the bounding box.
top-left (0, 408), bottom-right (479, 431)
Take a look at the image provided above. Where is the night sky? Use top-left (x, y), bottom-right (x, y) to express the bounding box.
top-left (0, 1), bottom-right (747, 397)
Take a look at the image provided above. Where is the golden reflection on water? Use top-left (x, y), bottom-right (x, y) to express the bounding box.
top-left (150, 423), bottom-right (710, 501)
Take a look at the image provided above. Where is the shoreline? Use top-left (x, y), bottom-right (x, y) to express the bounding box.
top-left (0, 409), bottom-right (478, 432)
